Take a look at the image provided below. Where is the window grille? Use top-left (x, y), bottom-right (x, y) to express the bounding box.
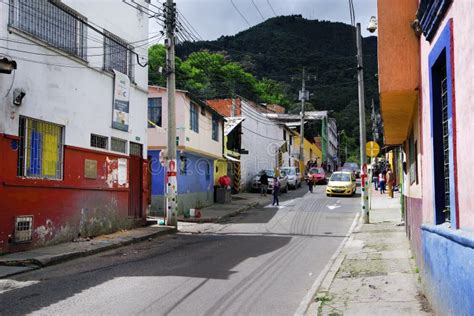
top-left (18, 117), bottom-right (64, 180)
top-left (129, 142), bottom-right (142, 157)
top-left (190, 103), bottom-right (199, 133)
top-left (8, 0), bottom-right (87, 60)
top-left (104, 30), bottom-right (133, 79)
top-left (91, 134), bottom-right (108, 150)
top-left (212, 115), bottom-right (219, 141)
top-left (440, 65), bottom-right (450, 222)
top-left (14, 216), bottom-right (33, 243)
top-left (111, 138), bottom-right (127, 154)
top-left (148, 97), bottom-right (162, 127)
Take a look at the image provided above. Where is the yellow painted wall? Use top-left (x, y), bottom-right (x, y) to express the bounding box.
top-left (214, 159), bottom-right (227, 186)
top-left (293, 132), bottom-right (322, 167)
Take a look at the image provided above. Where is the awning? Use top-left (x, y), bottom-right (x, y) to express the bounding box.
top-left (224, 117), bottom-right (245, 136)
top-left (224, 154), bottom-right (240, 162)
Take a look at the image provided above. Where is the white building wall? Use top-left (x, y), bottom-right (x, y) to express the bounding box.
top-left (0, 0), bottom-right (149, 156)
top-left (240, 100), bottom-right (286, 189)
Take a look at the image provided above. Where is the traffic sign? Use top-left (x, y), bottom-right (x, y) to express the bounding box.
top-left (366, 141), bottom-right (380, 158)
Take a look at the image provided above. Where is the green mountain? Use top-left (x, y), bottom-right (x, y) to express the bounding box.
top-left (174, 15), bottom-right (379, 161)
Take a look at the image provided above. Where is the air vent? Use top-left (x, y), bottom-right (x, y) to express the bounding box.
top-left (15, 216), bottom-right (33, 243)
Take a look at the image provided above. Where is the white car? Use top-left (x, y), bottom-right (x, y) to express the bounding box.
top-left (252, 169), bottom-right (289, 193)
top-left (281, 167), bottom-right (302, 189)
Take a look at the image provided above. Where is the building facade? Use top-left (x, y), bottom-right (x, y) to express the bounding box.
top-left (377, 0), bottom-right (474, 314)
top-left (147, 86), bottom-right (224, 215)
top-left (0, 0), bottom-right (149, 253)
top-left (240, 99), bottom-right (290, 191)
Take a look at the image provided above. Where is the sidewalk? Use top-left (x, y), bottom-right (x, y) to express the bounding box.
top-left (0, 193), bottom-right (264, 278)
top-left (177, 192), bottom-right (266, 223)
top-left (306, 189), bottom-right (433, 315)
top-left (0, 225), bottom-right (176, 278)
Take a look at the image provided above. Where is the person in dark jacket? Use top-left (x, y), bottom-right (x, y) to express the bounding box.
top-left (260, 171), bottom-right (269, 196)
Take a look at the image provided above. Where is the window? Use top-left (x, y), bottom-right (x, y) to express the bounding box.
top-left (91, 134), bottom-right (108, 150)
top-left (8, 0), bottom-right (87, 59)
top-left (409, 132), bottom-right (418, 185)
top-left (190, 102), bottom-right (199, 133)
top-left (180, 156), bottom-right (187, 175)
top-left (18, 117), bottom-right (64, 180)
top-left (104, 30), bottom-right (133, 78)
top-left (129, 142), bottom-right (142, 157)
top-left (111, 138), bottom-right (127, 154)
top-left (212, 115), bottom-right (219, 141)
top-left (148, 97), bottom-right (162, 127)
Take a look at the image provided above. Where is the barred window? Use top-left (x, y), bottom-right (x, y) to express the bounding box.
top-left (111, 137), bottom-right (127, 154)
top-left (212, 115), bottom-right (219, 141)
top-left (18, 117), bottom-right (64, 180)
top-left (129, 142), bottom-right (142, 157)
top-left (8, 0), bottom-right (87, 59)
top-left (91, 134), bottom-right (108, 150)
top-left (104, 30), bottom-right (133, 79)
top-left (190, 103), bottom-right (199, 133)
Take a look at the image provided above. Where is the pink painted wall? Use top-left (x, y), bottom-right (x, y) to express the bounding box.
top-left (420, 1), bottom-right (474, 229)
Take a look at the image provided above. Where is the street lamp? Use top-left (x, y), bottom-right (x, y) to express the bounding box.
top-left (355, 16), bottom-right (378, 224)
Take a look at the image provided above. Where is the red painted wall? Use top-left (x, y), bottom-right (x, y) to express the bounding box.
top-left (0, 134), bottom-right (147, 254)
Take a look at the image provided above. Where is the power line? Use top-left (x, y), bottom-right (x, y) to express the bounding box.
top-left (230, 0), bottom-right (252, 27)
top-left (266, 0), bottom-right (278, 17)
top-left (251, 0), bottom-right (266, 21)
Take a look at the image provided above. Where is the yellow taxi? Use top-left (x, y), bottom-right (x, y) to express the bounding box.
top-left (326, 171), bottom-right (356, 197)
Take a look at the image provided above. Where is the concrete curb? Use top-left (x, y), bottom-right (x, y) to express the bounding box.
top-left (0, 227), bottom-right (177, 270)
top-left (294, 212), bottom-right (362, 316)
top-left (178, 201), bottom-right (261, 223)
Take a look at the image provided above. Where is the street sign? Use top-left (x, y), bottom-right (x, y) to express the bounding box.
top-left (366, 141), bottom-right (380, 158)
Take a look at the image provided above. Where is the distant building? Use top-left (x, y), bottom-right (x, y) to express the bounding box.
top-left (147, 86), bottom-right (224, 215)
top-left (377, 0), bottom-right (474, 314)
top-left (0, 0), bottom-right (149, 253)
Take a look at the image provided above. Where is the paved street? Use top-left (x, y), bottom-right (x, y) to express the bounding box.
top-left (0, 185), bottom-right (359, 315)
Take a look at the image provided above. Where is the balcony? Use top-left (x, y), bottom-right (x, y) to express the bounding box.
top-left (377, 0), bottom-right (420, 144)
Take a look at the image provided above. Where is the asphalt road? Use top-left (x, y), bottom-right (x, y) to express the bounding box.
top-left (0, 185), bottom-right (360, 316)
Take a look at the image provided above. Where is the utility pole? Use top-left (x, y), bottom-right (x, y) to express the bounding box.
top-left (299, 67), bottom-right (308, 172)
top-left (165, 0), bottom-right (177, 227)
top-left (356, 23), bottom-right (369, 224)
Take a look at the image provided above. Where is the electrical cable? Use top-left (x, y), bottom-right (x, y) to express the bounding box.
top-left (251, 0), bottom-right (266, 21)
top-left (266, 0), bottom-right (278, 17)
top-left (230, 0), bottom-right (252, 27)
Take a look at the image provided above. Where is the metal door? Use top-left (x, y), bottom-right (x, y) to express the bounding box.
top-left (129, 142), bottom-right (143, 218)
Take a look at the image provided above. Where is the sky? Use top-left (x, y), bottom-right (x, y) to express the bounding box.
top-left (149, 0), bottom-right (378, 41)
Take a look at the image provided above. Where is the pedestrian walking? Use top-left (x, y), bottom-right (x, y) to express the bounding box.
top-left (272, 177), bottom-right (280, 206)
top-left (379, 171), bottom-right (386, 194)
top-left (260, 171), bottom-right (269, 196)
top-left (373, 171), bottom-right (379, 191)
top-left (386, 167), bottom-right (394, 198)
top-left (306, 174), bottom-right (314, 193)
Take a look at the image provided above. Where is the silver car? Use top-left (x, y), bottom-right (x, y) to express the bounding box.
top-left (281, 167), bottom-right (302, 189)
top-left (251, 169), bottom-right (289, 193)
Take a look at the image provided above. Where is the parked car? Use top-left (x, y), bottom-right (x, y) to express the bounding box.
top-left (326, 171), bottom-right (357, 197)
top-left (251, 169), bottom-right (289, 193)
top-left (281, 167), bottom-right (302, 189)
top-left (307, 167), bottom-right (327, 184)
top-left (343, 162), bottom-right (360, 178)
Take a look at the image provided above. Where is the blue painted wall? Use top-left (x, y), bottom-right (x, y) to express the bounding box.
top-left (421, 225), bottom-right (474, 315)
top-left (149, 150), bottom-right (214, 196)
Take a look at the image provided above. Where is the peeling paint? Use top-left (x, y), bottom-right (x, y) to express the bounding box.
top-left (35, 219), bottom-right (55, 242)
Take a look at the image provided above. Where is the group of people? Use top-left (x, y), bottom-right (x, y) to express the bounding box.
top-left (372, 166), bottom-right (395, 198)
top-left (259, 171), bottom-right (281, 206)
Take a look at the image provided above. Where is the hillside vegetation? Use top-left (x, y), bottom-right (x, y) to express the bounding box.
top-left (148, 15), bottom-right (380, 161)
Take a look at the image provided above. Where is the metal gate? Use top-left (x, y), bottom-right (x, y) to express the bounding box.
top-left (129, 142), bottom-right (143, 218)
